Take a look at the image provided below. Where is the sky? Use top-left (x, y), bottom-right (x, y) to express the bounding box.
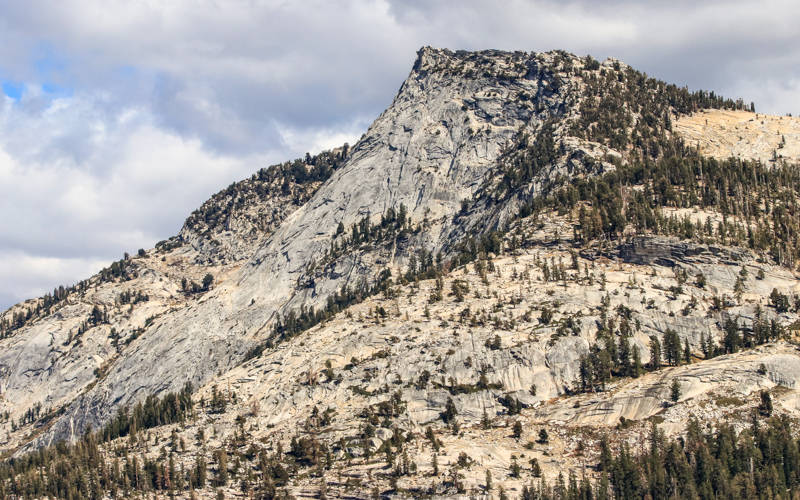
top-left (0, 0), bottom-right (798, 310)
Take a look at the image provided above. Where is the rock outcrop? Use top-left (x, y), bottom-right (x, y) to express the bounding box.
top-left (675, 109), bottom-right (800, 163)
top-left (619, 236), bottom-right (754, 267)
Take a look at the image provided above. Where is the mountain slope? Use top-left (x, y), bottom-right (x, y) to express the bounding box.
top-left (5, 210), bottom-right (800, 499)
top-left (0, 150), bottom-right (346, 452)
top-left (31, 47), bottom-right (570, 446)
top-left (675, 109), bottom-right (800, 163)
top-left (3, 46), bottom-right (800, 500)
top-left (1, 46), bottom-right (796, 461)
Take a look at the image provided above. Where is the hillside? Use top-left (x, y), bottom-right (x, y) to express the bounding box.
top-left (675, 110), bottom-right (800, 163)
top-left (1, 47), bottom-right (800, 500)
top-left (4, 215), bottom-right (800, 499)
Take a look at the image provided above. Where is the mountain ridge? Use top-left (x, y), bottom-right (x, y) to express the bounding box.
top-left (0, 48), bottom-right (798, 495)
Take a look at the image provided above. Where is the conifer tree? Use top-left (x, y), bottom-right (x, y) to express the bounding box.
top-left (670, 379), bottom-right (682, 403)
top-left (649, 335), bottom-right (661, 369)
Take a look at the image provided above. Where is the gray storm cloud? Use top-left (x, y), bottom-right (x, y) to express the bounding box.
top-left (0, 0), bottom-right (798, 309)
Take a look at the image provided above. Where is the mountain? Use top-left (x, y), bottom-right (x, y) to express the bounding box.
top-left (2, 47), bottom-right (800, 499)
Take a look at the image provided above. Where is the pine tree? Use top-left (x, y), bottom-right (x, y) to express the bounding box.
top-left (724, 317), bottom-right (742, 353)
top-left (632, 345), bottom-right (643, 377)
top-left (216, 449), bottom-right (227, 486)
top-left (442, 397), bottom-right (458, 424)
top-left (499, 485), bottom-right (509, 500)
top-left (649, 335), bottom-right (661, 370)
top-left (538, 429), bottom-right (549, 444)
top-left (683, 338), bottom-right (691, 364)
top-left (481, 408), bottom-right (491, 430)
top-left (618, 336), bottom-right (632, 376)
top-left (700, 331), bottom-right (708, 358)
top-left (670, 379), bottom-right (682, 403)
top-left (758, 390), bottom-right (773, 416)
top-left (513, 421), bottom-right (523, 439)
top-left (663, 329), bottom-right (681, 366)
top-left (597, 471), bottom-right (610, 500)
top-left (579, 355), bottom-right (594, 392)
top-left (530, 458), bottom-right (542, 478)
top-left (195, 454), bottom-right (207, 488)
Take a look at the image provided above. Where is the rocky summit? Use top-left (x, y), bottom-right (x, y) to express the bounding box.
top-left (1, 47), bottom-right (800, 500)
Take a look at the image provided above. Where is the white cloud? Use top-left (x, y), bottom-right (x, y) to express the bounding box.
top-left (0, 250), bottom-right (109, 307)
top-left (0, 94), bottom-right (364, 308)
top-left (0, 0), bottom-right (798, 309)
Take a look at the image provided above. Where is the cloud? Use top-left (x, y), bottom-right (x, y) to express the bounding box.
top-left (0, 250), bottom-right (109, 309)
top-left (0, 0), bottom-right (416, 154)
top-left (0, 94), bottom-right (292, 307)
top-left (0, 0), bottom-right (798, 309)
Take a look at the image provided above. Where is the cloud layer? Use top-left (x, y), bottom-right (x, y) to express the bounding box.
top-left (0, 0), bottom-right (798, 309)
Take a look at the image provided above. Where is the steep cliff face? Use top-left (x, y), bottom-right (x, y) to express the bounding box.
top-left (34, 47), bottom-right (587, 445)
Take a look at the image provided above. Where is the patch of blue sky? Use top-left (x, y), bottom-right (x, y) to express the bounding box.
top-left (2, 81), bottom-right (23, 99)
top-left (115, 66), bottom-right (138, 78)
top-left (33, 44), bottom-right (67, 77)
top-left (1, 44), bottom-right (75, 101)
top-left (29, 44), bottom-right (74, 98)
top-left (41, 82), bottom-right (73, 98)
top-left (2, 81), bottom-right (73, 100)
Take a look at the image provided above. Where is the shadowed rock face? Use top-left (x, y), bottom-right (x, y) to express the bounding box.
top-left (34, 47), bottom-right (577, 446)
top-left (619, 236), bottom-right (752, 268)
